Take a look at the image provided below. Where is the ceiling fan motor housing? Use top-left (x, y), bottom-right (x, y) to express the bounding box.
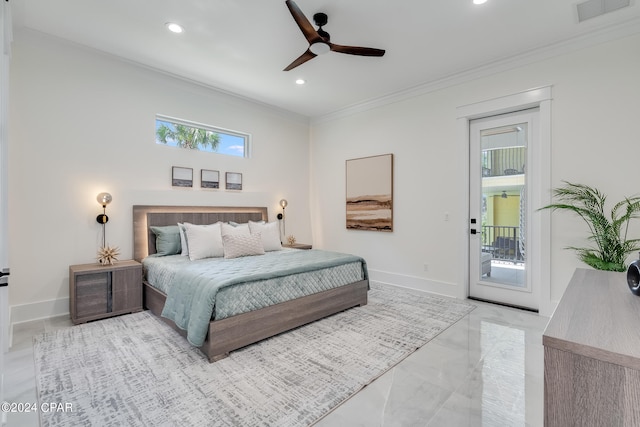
top-left (313, 13), bottom-right (328, 27)
top-left (313, 13), bottom-right (330, 40)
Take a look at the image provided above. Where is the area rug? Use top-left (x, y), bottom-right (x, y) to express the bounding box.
top-left (34, 283), bottom-right (474, 426)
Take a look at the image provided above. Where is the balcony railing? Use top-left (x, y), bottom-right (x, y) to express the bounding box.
top-left (481, 225), bottom-right (524, 263)
top-left (482, 147), bottom-right (525, 177)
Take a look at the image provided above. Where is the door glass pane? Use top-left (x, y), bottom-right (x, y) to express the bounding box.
top-left (479, 123), bottom-right (526, 287)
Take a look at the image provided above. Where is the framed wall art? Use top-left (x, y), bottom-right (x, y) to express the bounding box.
top-left (172, 166), bottom-right (193, 188)
top-left (201, 169), bottom-right (220, 189)
top-left (346, 153), bottom-right (393, 231)
top-left (226, 172), bottom-right (243, 190)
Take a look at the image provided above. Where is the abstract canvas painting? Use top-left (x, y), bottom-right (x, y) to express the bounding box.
top-left (346, 154), bottom-right (393, 231)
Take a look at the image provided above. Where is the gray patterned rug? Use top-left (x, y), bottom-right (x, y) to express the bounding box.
top-left (34, 283), bottom-right (474, 426)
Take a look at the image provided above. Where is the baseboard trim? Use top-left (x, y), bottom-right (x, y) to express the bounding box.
top-left (10, 297), bottom-right (70, 326)
top-left (368, 269), bottom-right (459, 299)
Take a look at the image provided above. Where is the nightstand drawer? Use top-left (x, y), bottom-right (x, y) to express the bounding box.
top-left (75, 271), bottom-right (110, 318)
top-left (112, 268), bottom-right (142, 312)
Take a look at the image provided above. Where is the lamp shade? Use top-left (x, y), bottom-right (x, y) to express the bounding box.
top-left (279, 199), bottom-right (288, 209)
top-left (97, 192), bottom-right (112, 207)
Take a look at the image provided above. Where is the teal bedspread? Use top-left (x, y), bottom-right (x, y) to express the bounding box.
top-left (148, 249), bottom-right (368, 347)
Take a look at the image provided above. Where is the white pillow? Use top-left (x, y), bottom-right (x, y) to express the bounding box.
top-left (222, 233), bottom-right (265, 259)
top-left (222, 222), bottom-right (250, 237)
top-left (177, 223), bottom-right (189, 256)
top-left (183, 222), bottom-right (224, 260)
top-left (249, 221), bottom-right (282, 252)
top-left (229, 220), bottom-right (263, 227)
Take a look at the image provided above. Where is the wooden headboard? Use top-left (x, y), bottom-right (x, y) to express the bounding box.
top-left (132, 205), bottom-right (268, 261)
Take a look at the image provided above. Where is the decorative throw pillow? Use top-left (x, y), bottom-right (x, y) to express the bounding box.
top-left (249, 221), bottom-right (282, 252)
top-left (222, 233), bottom-right (265, 259)
top-left (177, 223), bottom-right (189, 256)
top-left (183, 222), bottom-right (224, 260)
top-left (150, 225), bottom-right (181, 256)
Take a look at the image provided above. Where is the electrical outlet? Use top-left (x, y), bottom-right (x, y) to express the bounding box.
top-left (444, 212), bottom-right (450, 221)
top-left (423, 264), bottom-right (429, 272)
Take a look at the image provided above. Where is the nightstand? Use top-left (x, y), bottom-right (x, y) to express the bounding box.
top-left (283, 243), bottom-right (312, 250)
top-left (69, 260), bottom-right (143, 324)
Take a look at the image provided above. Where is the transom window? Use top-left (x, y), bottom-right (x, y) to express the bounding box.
top-left (155, 115), bottom-right (249, 158)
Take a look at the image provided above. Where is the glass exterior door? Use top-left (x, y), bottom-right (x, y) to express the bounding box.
top-left (469, 110), bottom-right (539, 310)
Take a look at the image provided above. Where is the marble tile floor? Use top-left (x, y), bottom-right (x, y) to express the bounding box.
top-left (3, 300), bottom-right (548, 427)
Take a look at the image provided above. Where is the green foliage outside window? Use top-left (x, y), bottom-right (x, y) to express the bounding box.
top-left (156, 121), bottom-right (221, 151)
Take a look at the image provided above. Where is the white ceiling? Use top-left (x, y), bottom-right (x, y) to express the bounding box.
top-left (10, 0), bottom-right (640, 118)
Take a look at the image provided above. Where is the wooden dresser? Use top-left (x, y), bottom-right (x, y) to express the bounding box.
top-left (543, 268), bottom-right (640, 426)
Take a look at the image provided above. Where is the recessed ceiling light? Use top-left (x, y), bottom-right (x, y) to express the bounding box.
top-left (295, 79), bottom-right (306, 85)
top-left (166, 22), bottom-right (184, 34)
top-left (473, 0), bottom-right (487, 4)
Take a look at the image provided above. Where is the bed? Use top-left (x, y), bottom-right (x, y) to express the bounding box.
top-left (133, 205), bottom-right (369, 362)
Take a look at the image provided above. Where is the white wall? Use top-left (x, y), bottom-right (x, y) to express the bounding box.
top-left (8, 30), bottom-right (311, 322)
top-left (309, 33), bottom-right (640, 309)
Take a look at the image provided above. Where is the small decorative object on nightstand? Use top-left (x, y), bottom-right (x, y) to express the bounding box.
top-left (286, 235), bottom-right (296, 245)
top-left (69, 260), bottom-right (142, 324)
top-left (97, 245), bottom-right (120, 266)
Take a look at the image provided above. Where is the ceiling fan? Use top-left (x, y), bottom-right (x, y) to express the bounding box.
top-left (283, 0), bottom-right (386, 71)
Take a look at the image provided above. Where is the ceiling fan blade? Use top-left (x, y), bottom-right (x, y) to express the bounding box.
top-left (283, 49), bottom-right (317, 71)
top-left (285, 0), bottom-right (323, 44)
top-left (329, 43), bottom-right (386, 57)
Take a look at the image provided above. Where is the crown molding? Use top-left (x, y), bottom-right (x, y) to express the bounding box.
top-left (311, 16), bottom-right (640, 125)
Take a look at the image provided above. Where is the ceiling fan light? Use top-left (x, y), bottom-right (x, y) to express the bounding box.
top-left (295, 79), bottom-right (306, 85)
top-left (309, 42), bottom-right (331, 55)
top-left (165, 22), bottom-right (184, 34)
top-left (473, 0), bottom-right (488, 4)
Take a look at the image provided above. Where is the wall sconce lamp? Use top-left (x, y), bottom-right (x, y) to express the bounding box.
top-left (277, 199), bottom-right (288, 241)
top-left (96, 192), bottom-right (112, 247)
top-left (279, 199), bottom-right (288, 213)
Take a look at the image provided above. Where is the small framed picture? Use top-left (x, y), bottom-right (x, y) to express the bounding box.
top-left (201, 169), bottom-right (220, 189)
top-left (172, 166), bottom-right (193, 187)
top-left (226, 172), bottom-right (242, 190)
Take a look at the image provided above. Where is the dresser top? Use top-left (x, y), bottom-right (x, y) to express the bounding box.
top-left (543, 268), bottom-right (640, 370)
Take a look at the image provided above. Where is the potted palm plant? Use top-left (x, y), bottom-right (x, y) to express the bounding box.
top-left (540, 181), bottom-right (640, 272)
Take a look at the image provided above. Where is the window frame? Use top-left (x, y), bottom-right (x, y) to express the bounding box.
top-left (155, 114), bottom-right (251, 158)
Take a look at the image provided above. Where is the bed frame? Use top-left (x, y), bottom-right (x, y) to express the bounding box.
top-left (133, 205), bottom-right (368, 362)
